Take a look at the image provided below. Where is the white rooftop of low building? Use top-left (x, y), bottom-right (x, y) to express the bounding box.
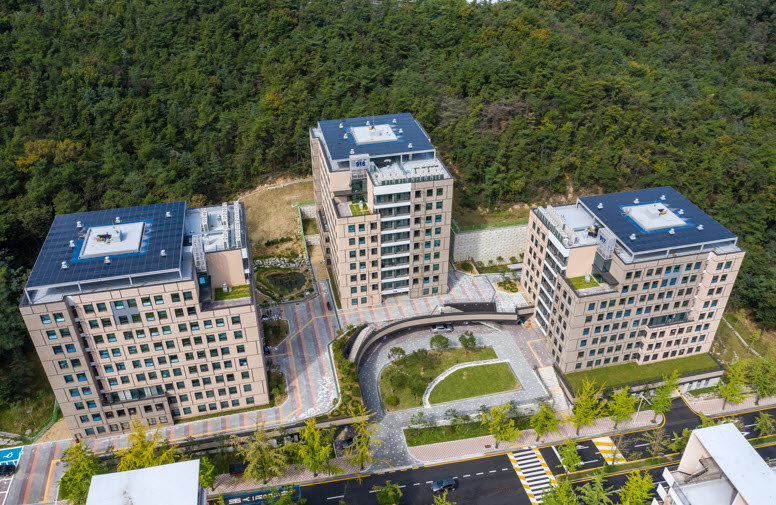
top-left (351, 124), bottom-right (398, 145)
top-left (184, 204), bottom-right (242, 253)
top-left (85, 459), bottom-right (200, 505)
top-left (79, 222), bottom-right (145, 259)
top-left (694, 423), bottom-right (776, 505)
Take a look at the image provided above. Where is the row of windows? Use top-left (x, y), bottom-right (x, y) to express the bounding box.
top-left (622, 260), bottom-right (732, 281)
top-left (581, 321), bottom-right (711, 339)
top-left (572, 345), bottom-right (704, 370)
top-left (170, 396), bottom-right (256, 417)
top-left (93, 330), bottom-right (243, 345)
top-left (99, 370), bottom-right (250, 386)
top-left (60, 356), bottom-right (251, 371)
top-left (88, 316), bottom-right (241, 331)
top-left (84, 292), bottom-right (194, 313)
top-left (95, 344), bottom-right (247, 360)
top-left (621, 276), bottom-right (698, 293)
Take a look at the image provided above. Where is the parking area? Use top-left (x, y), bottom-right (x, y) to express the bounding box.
top-left (0, 447), bottom-right (22, 505)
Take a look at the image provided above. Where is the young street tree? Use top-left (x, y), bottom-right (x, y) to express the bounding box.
top-left (58, 441), bottom-right (105, 505)
top-left (481, 403), bottom-right (521, 449)
top-left (643, 427), bottom-right (668, 461)
top-left (746, 357), bottom-right (776, 405)
top-left (387, 347), bottom-right (406, 363)
top-left (530, 402), bottom-right (560, 441)
top-left (433, 490), bottom-right (457, 505)
top-left (571, 379), bottom-right (606, 435)
top-left (717, 360), bottom-right (747, 410)
top-left (430, 334), bottom-right (450, 350)
top-left (343, 404), bottom-right (385, 472)
top-left (608, 387), bottom-right (637, 429)
top-left (231, 422), bottom-right (288, 484)
top-left (558, 438), bottom-right (582, 473)
top-left (755, 411), bottom-right (775, 437)
top-left (117, 419), bottom-right (180, 472)
top-left (578, 470), bottom-right (613, 505)
top-left (651, 371), bottom-right (680, 422)
top-left (458, 331), bottom-right (477, 357)
top-left (541, 481), bottom-right (579, 505)
top-left (617, 470), bottom-right (654, 505)
top-left (268, 486), bottom-right (307, 505)
top-left (297, 419), bottom-right (342, 477)
top-left (373, 480), bottom-right (403, 505)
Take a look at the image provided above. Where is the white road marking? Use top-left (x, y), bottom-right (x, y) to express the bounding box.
top-left (502, 467), bottom-right (509, 471)
top-left (413, 483), bottom-right (420, 486)
top-left (745, 423), bottom-right (757, 428)
top-left (580, 459), bottom-right (600, 465)
top-left (634, 443), bottom-right (649, 447)
top-left (426, 481), bottom-right (433, 484)
top-left (399, 485), bottom-right (406, 488)
top-left (476, 472), bottom-right (484, 475)
top-left (327, 496), bottom-right (345, 500)
top-left (463, 474), bottom-right (471, 478)
top-left (489, 470), bottom-right (497, 473)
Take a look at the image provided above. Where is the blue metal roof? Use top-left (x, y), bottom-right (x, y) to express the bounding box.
top-left (578, 187), bottom-right (736, 253)
top-left (318, 113), bottom-right (434, 161)
top-left (27, 202), bottom-right (186, 288)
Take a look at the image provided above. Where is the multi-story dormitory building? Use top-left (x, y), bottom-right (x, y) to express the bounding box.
top-left (310, 113), bottom-right (453, 307)
top-left (520, 187), bottom-right (744, 374)
top-left (20, 201), bottom-right (268, 438)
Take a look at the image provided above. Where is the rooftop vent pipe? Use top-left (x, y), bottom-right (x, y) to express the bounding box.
top-left (69, 240), bottom-right (76, 248)
top-left (165, 211), bottom-right (172, 218)
top-left (629, 234), bottom-right (636, 241)
top-left (61, 261), bottom-right (68, 270)
top-left (104, 256), bottom-right (111, 264)
top-left (597, 203), bottom-right (603, 209)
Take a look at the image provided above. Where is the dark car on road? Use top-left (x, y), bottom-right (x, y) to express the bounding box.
top-left (0, 464), bottom-right (17, 477)
top-left (431, 478), bottom-right (458, 493)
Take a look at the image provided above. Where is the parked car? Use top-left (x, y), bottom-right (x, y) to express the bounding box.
top-left (0, 464), bottom-right (17, 477)
top-left (431, 478), bottom-right (458, 493)
top-left (430, 323), bottom-right (453, 333)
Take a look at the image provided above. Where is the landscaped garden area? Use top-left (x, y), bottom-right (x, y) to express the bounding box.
top-left (262, 319), bottom-right (290, 347)
top-left (563, 353), bottom-right (720, 393)
top-left (379, 343), bottom-right (497, 411)
top-left (428, 362), bottom-right (519, 405)
top-left (255, 262), bottom-right (314, 305)
top-left (349, 202), bottom-right (369, 216)
top-left (496, 277), bottom-right (519, 293)
top-left (404, 406), bottom-right (530, 446)
top-left (567, 275), bottom-right (599, 290)
top-left (328, 326), bottom-right (365, 420)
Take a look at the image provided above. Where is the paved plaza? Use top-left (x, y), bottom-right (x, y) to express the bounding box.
top-left (357, 323), bottom-right (550, 471)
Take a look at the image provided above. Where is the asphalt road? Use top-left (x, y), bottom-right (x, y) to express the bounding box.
top-left (226, 396), bottom-right (776, 505)
top-left (299, 454), bottom-right (528, 505)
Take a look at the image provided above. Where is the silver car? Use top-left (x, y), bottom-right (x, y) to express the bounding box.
top-left (430, 323), bottom-right (453, 333)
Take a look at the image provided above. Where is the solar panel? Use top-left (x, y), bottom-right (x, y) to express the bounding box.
top-left (318, 113), bottom-right (434, 161)
top-left (27, 202), bottom-right (186, 288)
top-left (578, 187), bottom-right (736, 253)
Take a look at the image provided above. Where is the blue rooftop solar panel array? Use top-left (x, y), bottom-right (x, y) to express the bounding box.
top-left (27, 202), bottom-right (186, 288)
top-left (578, 186), bottom-right (736, 253)
top-left (318, 113), bottom-right (434, 161)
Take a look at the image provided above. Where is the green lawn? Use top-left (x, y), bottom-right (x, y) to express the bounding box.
top-left (349, 203), bottom-right (370, 216)
top-left (428, 363), bottom-right (519, 405)
top-left (563, 353), bottom-right (720, 393)
top-left (214, 284), bottom-right (251, 301)
top-left (302, 218), bottom-right (318, 235)
top-left (567, 275), bottom-right (599, 290)
top-left (379, 347), bottom-right (497, 411)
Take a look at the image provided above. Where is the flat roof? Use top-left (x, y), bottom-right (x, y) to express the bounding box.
top-left (317, 113), bottom-right (434, 161)
top-left (26, 202), bottom-right (186, 289)
top-left (85, 459), bottom-right (200, 505)
top-left (694, 423), bottom-right (776, 505)
top-left (578, 187), bottom-right (736, 253)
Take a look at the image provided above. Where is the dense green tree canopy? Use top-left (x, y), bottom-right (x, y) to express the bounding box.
top-left (1, 0), bottom-right (776, 333)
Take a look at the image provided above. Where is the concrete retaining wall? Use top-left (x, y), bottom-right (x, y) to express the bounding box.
top-left (305, 234), bottom-right (320, 246)
top-left (452, 225), bottom-right (527, 263)
top-left (299, 204), bottom-right (316, 219)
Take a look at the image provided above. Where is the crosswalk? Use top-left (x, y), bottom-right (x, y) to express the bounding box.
top-left (592, 436), bottom-right (627, 465)
top-left (508, 447), bottom-right (558, 504)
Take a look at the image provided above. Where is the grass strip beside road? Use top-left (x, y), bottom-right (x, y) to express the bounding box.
top-left (405, 415), bottom-right (530, 447)
top-left (564, 353), bottom-right (720, 393)
top-left (428, 363), bottom-right (519, 405)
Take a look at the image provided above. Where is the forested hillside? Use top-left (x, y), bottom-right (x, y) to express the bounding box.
top-left (1, 0), bottom-right (776, 396)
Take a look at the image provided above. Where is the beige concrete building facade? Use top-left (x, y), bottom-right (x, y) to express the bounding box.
top-left (520, 187), bottom-right (744, 374)
top-left (20, 201), bottom-right (268, 438)
top-left (310, 113), bottom-right (453, 307)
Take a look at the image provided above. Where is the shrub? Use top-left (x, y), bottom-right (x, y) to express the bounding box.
top-left (430, 334), bottom-right (450, 350)
top-left (352, 386), bottom-right (361, 397)
top-left (460, 261), bottom-right (473, 272)
top-left (510, 256), bottom-right (517, 263)
top-left (264, 236), bottom-right (293, 247)
top-left (385, 395), bottom-right (398, 406)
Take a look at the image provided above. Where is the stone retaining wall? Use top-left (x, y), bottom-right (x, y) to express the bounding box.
top-left (305, 234), bottom-right (320, 246)
top-left (299, 203), bottom-right (316, 219)
top-left (452, 225), bottom-right (527, 263)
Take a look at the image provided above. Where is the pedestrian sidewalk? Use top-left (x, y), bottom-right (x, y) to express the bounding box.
top-left (408, 410), bottom-right (659, 463)
top-left (683, 392), bottom-right (776, 417)
top-left (209, 457), bottom-right (360, 497)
